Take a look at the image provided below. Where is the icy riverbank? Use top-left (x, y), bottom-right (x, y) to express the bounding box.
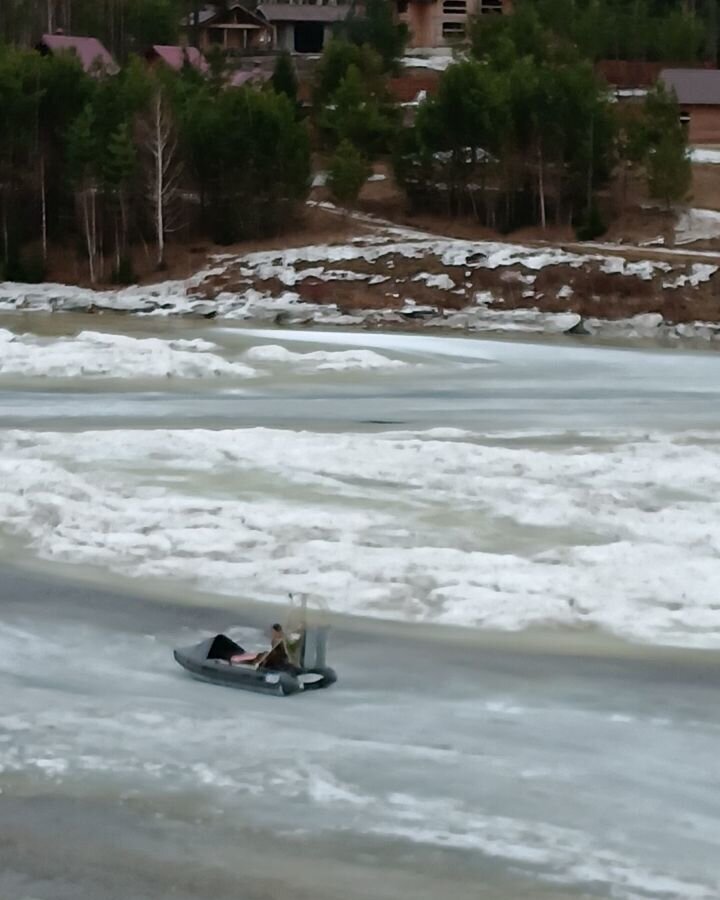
top-left (2, 210), bottom-right (720, 344)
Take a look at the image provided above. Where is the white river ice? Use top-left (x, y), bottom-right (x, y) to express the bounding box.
top-left (0, 314), bottom-right (718, 900)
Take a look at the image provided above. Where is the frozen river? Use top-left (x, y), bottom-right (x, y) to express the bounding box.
top-left (0, 315), bottom-right (719, 899)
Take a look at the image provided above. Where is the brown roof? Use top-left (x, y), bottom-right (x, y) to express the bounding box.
top-left (660, 68), bottom-right (720, 105)
top-left (596, 60), bottom-right (663, 89)
top-left (181, 2), bottom-right (246, 26)
top-left (148, 45), bottom-right (209, 73)
top-left (38, 34), bottom-right (119, 75)
top-left (257, 3), bottom-right (350, 23)
top-left (229, 68), bottom-right (272, 87)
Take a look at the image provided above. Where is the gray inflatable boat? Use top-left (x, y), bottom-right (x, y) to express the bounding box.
top-left (173, 628), bottom-right (337, 696)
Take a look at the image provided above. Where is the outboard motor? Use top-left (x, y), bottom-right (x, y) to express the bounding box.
top-left (299, 626), bottom-right (329, 669)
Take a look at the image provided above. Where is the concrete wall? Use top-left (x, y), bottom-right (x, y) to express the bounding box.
top-left (276, 23), bottom-right (294, 52)
top-left (401, 0), bottom-right (511, 50)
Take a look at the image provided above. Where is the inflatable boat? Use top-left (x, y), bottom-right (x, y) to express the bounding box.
top-left (173, 628), bottom-right (337, 696)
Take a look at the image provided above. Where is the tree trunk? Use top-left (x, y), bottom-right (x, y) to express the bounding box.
top-left (156, 99), bottom-right (165, 267)
top-left (41, 155), bottom-right (48, 263)
top-left (120, 192), bottom-right (128, 259)
top-left (538, 144), bottom-right (546, 230)
top-left (82, 190), bottom-right (95, 284)
top-left (81, 186), bottom-right (99, 285)
top-left (586, 114), bottom-right (594, 216)
top-left (142, 89), bottom-right (182, 268)
top-left (193, 2), bottom-right (202, 49)
top-left (1, 187), bottom-right (8, 265)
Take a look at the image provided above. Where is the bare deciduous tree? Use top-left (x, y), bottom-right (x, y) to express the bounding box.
top-left (140, 88), bottom-right (182, 268)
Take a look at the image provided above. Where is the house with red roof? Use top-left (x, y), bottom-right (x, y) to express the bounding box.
top-left (36, 33), bottom-right (119, 76)
top-left (145, 45), bottom-right (209, 74)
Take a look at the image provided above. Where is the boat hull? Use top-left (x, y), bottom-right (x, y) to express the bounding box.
top-left (173, 640), bottom-right (337, 697)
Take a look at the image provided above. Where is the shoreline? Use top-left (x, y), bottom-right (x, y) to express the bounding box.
top-left (2, 201), bottom-right (720, 348)
top-left (2, 275), bottom-right (720, 349)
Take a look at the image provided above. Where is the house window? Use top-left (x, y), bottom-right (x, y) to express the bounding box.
top-left (442, 20), bottom-right (465, 36)
top-left (397, 0), bottom-right (409, 13)
top-left (480, 0), bottom-right (503, 13)
top-left (680, 111), bottom-right (690, 129)
top-left (443, 0), bottom-right (467, 12)
top-left (209, 28), bottom-right (224, 44)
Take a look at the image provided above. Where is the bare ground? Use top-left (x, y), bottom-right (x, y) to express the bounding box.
top-left (193, 202), bottom-right (720, 326)
top-left (36, 161), bottom-right (720, 326)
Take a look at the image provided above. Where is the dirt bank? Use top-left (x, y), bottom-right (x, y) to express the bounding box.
top-left (188, 203), bottom-right (720, 331)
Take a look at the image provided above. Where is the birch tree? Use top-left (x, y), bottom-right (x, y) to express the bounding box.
top-left (141, 87), bottom-right (182, 268)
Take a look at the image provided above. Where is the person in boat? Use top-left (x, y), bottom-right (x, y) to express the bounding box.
top-left (231, 623), bottom-right (288, 667)
top-left (270, 623), bottom-right (285, 647)
top-left (259, 623), bottom-right (290, 667)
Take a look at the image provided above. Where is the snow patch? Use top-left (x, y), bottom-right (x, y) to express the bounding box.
top-left (690, 148), bottom-right (720, 165)
top-left (676, 208), bottom-right (720, 245)
top-left (663, 263), bottom-right (718, 289)
top-left (413, 272), bottom-right (456, 291)
top-left (401, 54), bottom-right (455, 72)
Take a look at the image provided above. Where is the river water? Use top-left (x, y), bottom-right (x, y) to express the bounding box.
top-left (0, 314), bottom-right (719, 900)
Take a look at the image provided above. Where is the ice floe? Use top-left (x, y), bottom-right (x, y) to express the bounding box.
top-left (2, 426), bottom-right (720, 647)
top-left (0, 329), bottom-right (258, 379)
top-left (245, 344), bottom-right (407, 371)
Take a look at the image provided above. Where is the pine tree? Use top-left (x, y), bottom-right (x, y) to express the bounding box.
top-left (66, 104), bottom-right (101, 282)
top-left (647, 131), bottom-right (691, 209)
top-left (125, 0), bottom-right (179, 51)
top-left (320, 63), bottom-right (397, 156)
top-left (342, 0), bottom-right (408, 72)
top-left (104, 122), bottom-right (137, 276)
top-left (641, 84), bottom-right (691, 208)
top-left (327, 139), bottom-right (370, 208)
top-left (180, 86), bottom-right (310, 244)
top-left (271, 51), bottom-right (298, 106)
